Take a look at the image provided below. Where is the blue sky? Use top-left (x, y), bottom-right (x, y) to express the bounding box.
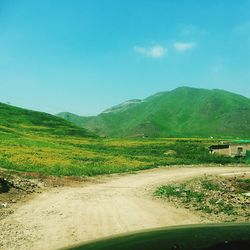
top-left (0, 0), bottom-right (250, 115)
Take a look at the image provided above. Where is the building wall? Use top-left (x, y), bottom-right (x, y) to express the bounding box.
top-left (212, 148), bottom-right (230, 156)
top-left (212, 144), bottom-right (250, 157)
top-left (229, 144), bottom-right (250, 156)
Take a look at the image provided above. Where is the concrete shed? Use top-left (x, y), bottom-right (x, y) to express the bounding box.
top-left (208, 144), bottom-right (250, 158)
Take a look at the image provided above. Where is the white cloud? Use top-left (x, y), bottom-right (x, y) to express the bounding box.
top-left (134, 45), bottom-right (167, 58)
top-left (173, 42), bottom-right (196, 52)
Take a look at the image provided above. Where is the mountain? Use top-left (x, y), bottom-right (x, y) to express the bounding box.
top-left (0, 102), bottom-right (96, 137)
top-left (57, 87), bottom-right (250, 138)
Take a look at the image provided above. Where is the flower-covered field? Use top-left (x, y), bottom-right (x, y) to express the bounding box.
top-left (0, 127), bottom-right (242, 176)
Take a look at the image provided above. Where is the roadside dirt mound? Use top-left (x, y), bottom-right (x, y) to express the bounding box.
top-left (155, 173), bottom-right (250, 222)
top-left (0, 173), bottom-right (39, 220)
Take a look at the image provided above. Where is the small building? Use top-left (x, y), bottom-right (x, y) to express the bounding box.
top-left (208, 144), bottom-right (250, 158)
top-left (208, 144), bottom-right (230, 156)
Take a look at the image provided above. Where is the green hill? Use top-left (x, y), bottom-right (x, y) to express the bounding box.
top-left (0, 102), bottom-right (96, 137)
top-left (56, 112), bottom-right (94, 128)
top-left (57, 87), bottom-right (250, 138)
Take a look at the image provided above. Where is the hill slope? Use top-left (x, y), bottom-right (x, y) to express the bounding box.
top-left (0, 102), bottom-right (96, 137)
top-left (57, 87), bottom-right (250, 138)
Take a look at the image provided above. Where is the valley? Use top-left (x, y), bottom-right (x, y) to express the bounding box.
top-left (0, 87), bottom-right (249, 250)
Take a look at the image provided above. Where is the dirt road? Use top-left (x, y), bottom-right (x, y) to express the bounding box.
top-left (0, 166), bottom-right (249, 250)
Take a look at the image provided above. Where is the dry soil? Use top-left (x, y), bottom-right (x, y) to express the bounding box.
top-left (0, 165), bottom-right (249, 250)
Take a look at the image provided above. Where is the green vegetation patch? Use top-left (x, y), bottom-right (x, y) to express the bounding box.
top-left (0, 102), bottom-right (96, 138)
top-left (154, 176), bottom-right (250, 221)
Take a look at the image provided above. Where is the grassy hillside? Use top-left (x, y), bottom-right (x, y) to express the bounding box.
top-left (57, 87), bottom-right (250, 138)
top-left (0, 102), bottom-right (244, 176)
top-left (0, 102), bottom-right (95, 137)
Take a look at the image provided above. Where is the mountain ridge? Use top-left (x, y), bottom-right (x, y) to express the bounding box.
top-left (57, 87), bottom-right (250, 138)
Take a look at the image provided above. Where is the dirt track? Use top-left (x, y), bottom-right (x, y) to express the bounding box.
top-left (0, 166), bottom-right (249, 250)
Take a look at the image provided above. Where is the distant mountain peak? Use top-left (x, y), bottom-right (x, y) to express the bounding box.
top-left (102, 99), bottom-right (143, 114)
top-left (57, 87), bottom-right (250, 138)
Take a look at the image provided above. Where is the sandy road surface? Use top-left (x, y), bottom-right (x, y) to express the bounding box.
top-left (0, 166), bottom-right (249, 250)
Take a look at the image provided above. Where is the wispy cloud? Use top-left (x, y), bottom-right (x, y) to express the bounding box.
top-left (180, 25), bottom-right (207, 36)
top-left (173, 42), bottom-right (196, 52)
top-left (134, 45), bottom-right (167, 58)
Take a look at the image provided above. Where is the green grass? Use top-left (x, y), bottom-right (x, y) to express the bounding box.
top-left (154, 184), bottom-right (205, 203)
top-left (236, 179), bottom-right (250, 191)
top-left (0, 131), bottom-right (243, 177)
top-left (201, 179), bottom-right (221, 191)
top-left (0, 102), bottom-right (96, 138)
